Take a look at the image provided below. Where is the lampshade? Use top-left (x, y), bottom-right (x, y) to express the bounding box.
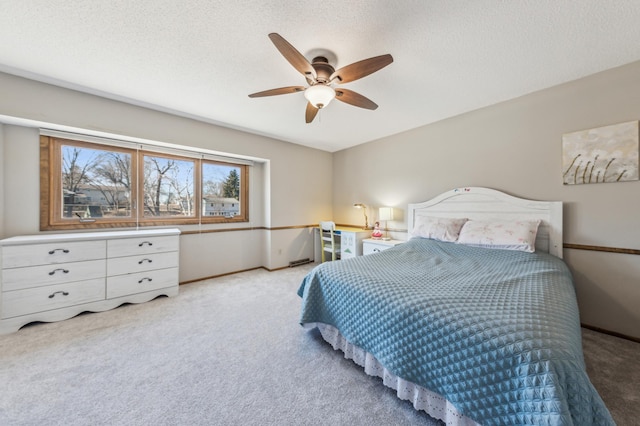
top-left (378, 207), bottom-right (394, 221)
top-left (304, 84), bottom-right (335, 109)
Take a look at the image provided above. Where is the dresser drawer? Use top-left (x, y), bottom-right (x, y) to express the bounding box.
top-left (363, 242), bottom-right (386, 255)
top-left (1, 278), bottom-right (105, 319)
top-left (362, 239), bottom-right (404, 255)
top-left (107, 251), bottom-right (178, 276)
top-left (2, 259), bottom-right (106, 292)
top-left (2, 240), bottom-right (106, 268)
top-left (107, 235), bottom-right (179, 258)
top-left (106, 267), bottom-right (178, 299)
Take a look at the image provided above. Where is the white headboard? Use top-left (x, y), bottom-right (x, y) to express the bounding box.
top-left (407, 187), bottom-right (563, 258)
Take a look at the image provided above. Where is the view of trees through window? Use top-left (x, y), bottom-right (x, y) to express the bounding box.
top-left (55, 139), bottom-right (246, 226)
top-left (142, 155), bottom-right (195, 218)
top-left (62, 145), bottom-right (132, 219)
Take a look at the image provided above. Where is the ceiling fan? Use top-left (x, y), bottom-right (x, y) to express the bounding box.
top-left (248, 33), bottom-right (393, 123)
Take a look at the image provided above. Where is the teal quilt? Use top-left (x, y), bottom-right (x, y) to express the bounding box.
top-left (297, 238), bottom-right (614, 425)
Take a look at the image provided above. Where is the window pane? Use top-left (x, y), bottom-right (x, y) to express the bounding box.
top-left (143, 155), bottom-right (195, 218)
top-left (61, 145), bottom-right (132, 219)
top-left (202, 162), bottom-right (242, 218)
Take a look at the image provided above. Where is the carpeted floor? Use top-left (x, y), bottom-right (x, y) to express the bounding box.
top-left (0, 264), bottom-right (637, 425)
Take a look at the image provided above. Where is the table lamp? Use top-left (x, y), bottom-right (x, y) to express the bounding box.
top-left (353, 203), bottom-right (368, 229)
top-left (378, 207), bottom-right (394, 240)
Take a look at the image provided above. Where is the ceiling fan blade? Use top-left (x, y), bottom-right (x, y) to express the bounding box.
top-left (330, 54), bottom-right (393, 84)
top-left (248, 86), bottom-right (306, 98)
top-left (335, 89), bottom-right (378, 110)
top-left (305, 102), bottom-right (318, 123)
top-left (268, 33), bottom-right (317, 81)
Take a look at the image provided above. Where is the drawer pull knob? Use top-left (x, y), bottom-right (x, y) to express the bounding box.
top-left (138, 277), bottom-right (153, 284)
top-left (48, 248), bottom-right (70, 255)
top-left (48, 291), bottom-right (69, 298)
top-left (138, 241), bottom-right (153, 247)
top-left (138, 258), bottom-right (153, 264)
top-left (48, 268), bottom-right (69, 276)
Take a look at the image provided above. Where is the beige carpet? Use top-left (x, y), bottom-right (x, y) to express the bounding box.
top-left (582, 326), bottom-right (640, 425)
top-left (0, 264), bottom-right (637, 425)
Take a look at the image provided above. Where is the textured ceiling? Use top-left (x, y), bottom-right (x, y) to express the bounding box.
top-left (2, 1), bottom-right (640, 152)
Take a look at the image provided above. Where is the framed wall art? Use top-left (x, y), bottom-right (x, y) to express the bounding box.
top-left (562, 120), bottom-right (639, 185)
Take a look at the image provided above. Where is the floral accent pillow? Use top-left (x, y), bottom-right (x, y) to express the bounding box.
top-left (457, 219), bottom-right (541, 252)
top-left (411, 216), bottom-right (468, 242)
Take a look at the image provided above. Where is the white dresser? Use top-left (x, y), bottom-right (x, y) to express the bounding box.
top-left (0, 228), bottom-right (180, 334)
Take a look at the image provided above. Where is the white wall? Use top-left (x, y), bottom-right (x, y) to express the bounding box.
top-left (0, 72), bottom-right (333, 280)
top-left (2, 126), bottom-right (40, 237)
top-left (0, 124), bottom-right (4, 238)
top-left (333, 60), bottom-right (640, 339)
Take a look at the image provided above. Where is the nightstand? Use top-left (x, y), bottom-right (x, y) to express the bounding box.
top-left (362, 238), bottom-right (404, 255)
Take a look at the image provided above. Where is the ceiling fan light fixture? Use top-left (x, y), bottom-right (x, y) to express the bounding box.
top-left (304, 84), bottom-right (335, 109)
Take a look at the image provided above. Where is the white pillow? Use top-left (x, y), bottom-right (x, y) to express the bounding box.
top-left (457, 219), bottom-right (541, 252)
top-left (410, 216), bottom-right (468, 242)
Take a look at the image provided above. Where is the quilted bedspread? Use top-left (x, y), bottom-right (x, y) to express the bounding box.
top-left (297, 238), bottom-right (614, 426)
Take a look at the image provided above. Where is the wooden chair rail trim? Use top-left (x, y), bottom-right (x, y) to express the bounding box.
top-left (564, 243), bottom-right (640, 255)
top-left (180, 228), bottom-right (640, 257)
top-left (179, 224), bottom-right (315, 235)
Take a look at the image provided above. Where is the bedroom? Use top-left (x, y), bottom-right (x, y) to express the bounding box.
top-left (0, 1), bottom-right (639, 425)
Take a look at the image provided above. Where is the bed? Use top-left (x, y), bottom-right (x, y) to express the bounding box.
top-left (297, 187), bottom-right (614, 425)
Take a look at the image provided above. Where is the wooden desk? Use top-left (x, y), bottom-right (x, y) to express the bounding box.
top-left (313, 226), bottom-right (370, 263)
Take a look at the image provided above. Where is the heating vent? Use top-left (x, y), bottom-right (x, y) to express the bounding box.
top-left (289, 258), bottom-right (311, 267)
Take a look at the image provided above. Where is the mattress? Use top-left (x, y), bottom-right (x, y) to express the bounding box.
top-left (297, 238), bottom-right (614, 425)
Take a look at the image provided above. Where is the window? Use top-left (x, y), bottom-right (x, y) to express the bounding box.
top-left (41, 136), bottom-right (249, 230)
top-left (56, 141), bottom-right (134, 224)
top-left (142, 153), bottom-right (196, 220)
top-left (201, 160), bottom-right (246, 220)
